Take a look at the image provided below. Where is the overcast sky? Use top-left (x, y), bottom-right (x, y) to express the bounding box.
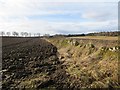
top-left (0, 0), bottom-right (119, 35)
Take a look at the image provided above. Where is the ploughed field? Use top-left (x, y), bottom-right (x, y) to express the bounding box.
top-left (2, 37), bottom-right (69, 89)
top-left (2, 36), bottom-right (120, 89)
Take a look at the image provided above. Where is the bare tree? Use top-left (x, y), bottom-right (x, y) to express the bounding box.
top-left (28, 33), bottom-right (31, 37)
top-left (34, 33), bottom-right (36, 37)
top-left (6, 32), bottom-right (11, 36)
top-left (21, 32), bottom-right (24, 37)
top-left (24, 32), bottom-right (28, 37)
top-left (0, 31), bottom-right (5, 36)
top-left (37, 33), bottom-right (40, 37)
top-left (12, 31), bottom-right (19, 37)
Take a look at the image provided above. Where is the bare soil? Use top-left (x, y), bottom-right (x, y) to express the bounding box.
top-left (2, 37), bottom-right (70, 89)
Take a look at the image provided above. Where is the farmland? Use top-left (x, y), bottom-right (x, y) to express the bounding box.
top-left (1, 36), bottom-right (120, 89)
top-left (69, 36), bottom-right (118, 41)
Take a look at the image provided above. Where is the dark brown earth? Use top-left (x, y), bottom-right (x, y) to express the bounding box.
top-left (2, 37), bottom-right (71, 90)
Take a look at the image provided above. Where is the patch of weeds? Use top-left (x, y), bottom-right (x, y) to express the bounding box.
top-left (90, 81), bottom-right (108, 88)
top-left (60, 39), bottom-right (69, 47)
top-left (103, 50), bottom-right (118, 60)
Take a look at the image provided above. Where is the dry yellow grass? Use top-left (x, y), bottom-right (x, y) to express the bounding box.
top-left (47, 37), bottom-right (119, 88)
top-left (69, 36), bottom-right (118, 40)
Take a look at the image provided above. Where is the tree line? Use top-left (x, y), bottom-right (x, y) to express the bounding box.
top-left (0, 31), bottom-right (119, 37)
top-left (0, 31), bottom-right (41, 37)
top-left (62, 31), bottom-right (119, 37)
top-left (86, 31), bottom-right (120, 36)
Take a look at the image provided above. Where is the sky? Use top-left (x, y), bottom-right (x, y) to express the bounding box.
top-left (0, 0), bottom-right (119, 35)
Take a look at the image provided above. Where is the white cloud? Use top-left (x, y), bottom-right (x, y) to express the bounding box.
top-left (1, 0), bottom-right (117, 3)
top-left (0, 0), bottom-right (118, 35)
top-left (0, 18), bottom-right (117, 35)
top-left (82, 12), bottom-right (108, 20)
top-left (0, 19), bottom-right (57, 35)
top-left (50, 20), bottom-right (118, 34)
